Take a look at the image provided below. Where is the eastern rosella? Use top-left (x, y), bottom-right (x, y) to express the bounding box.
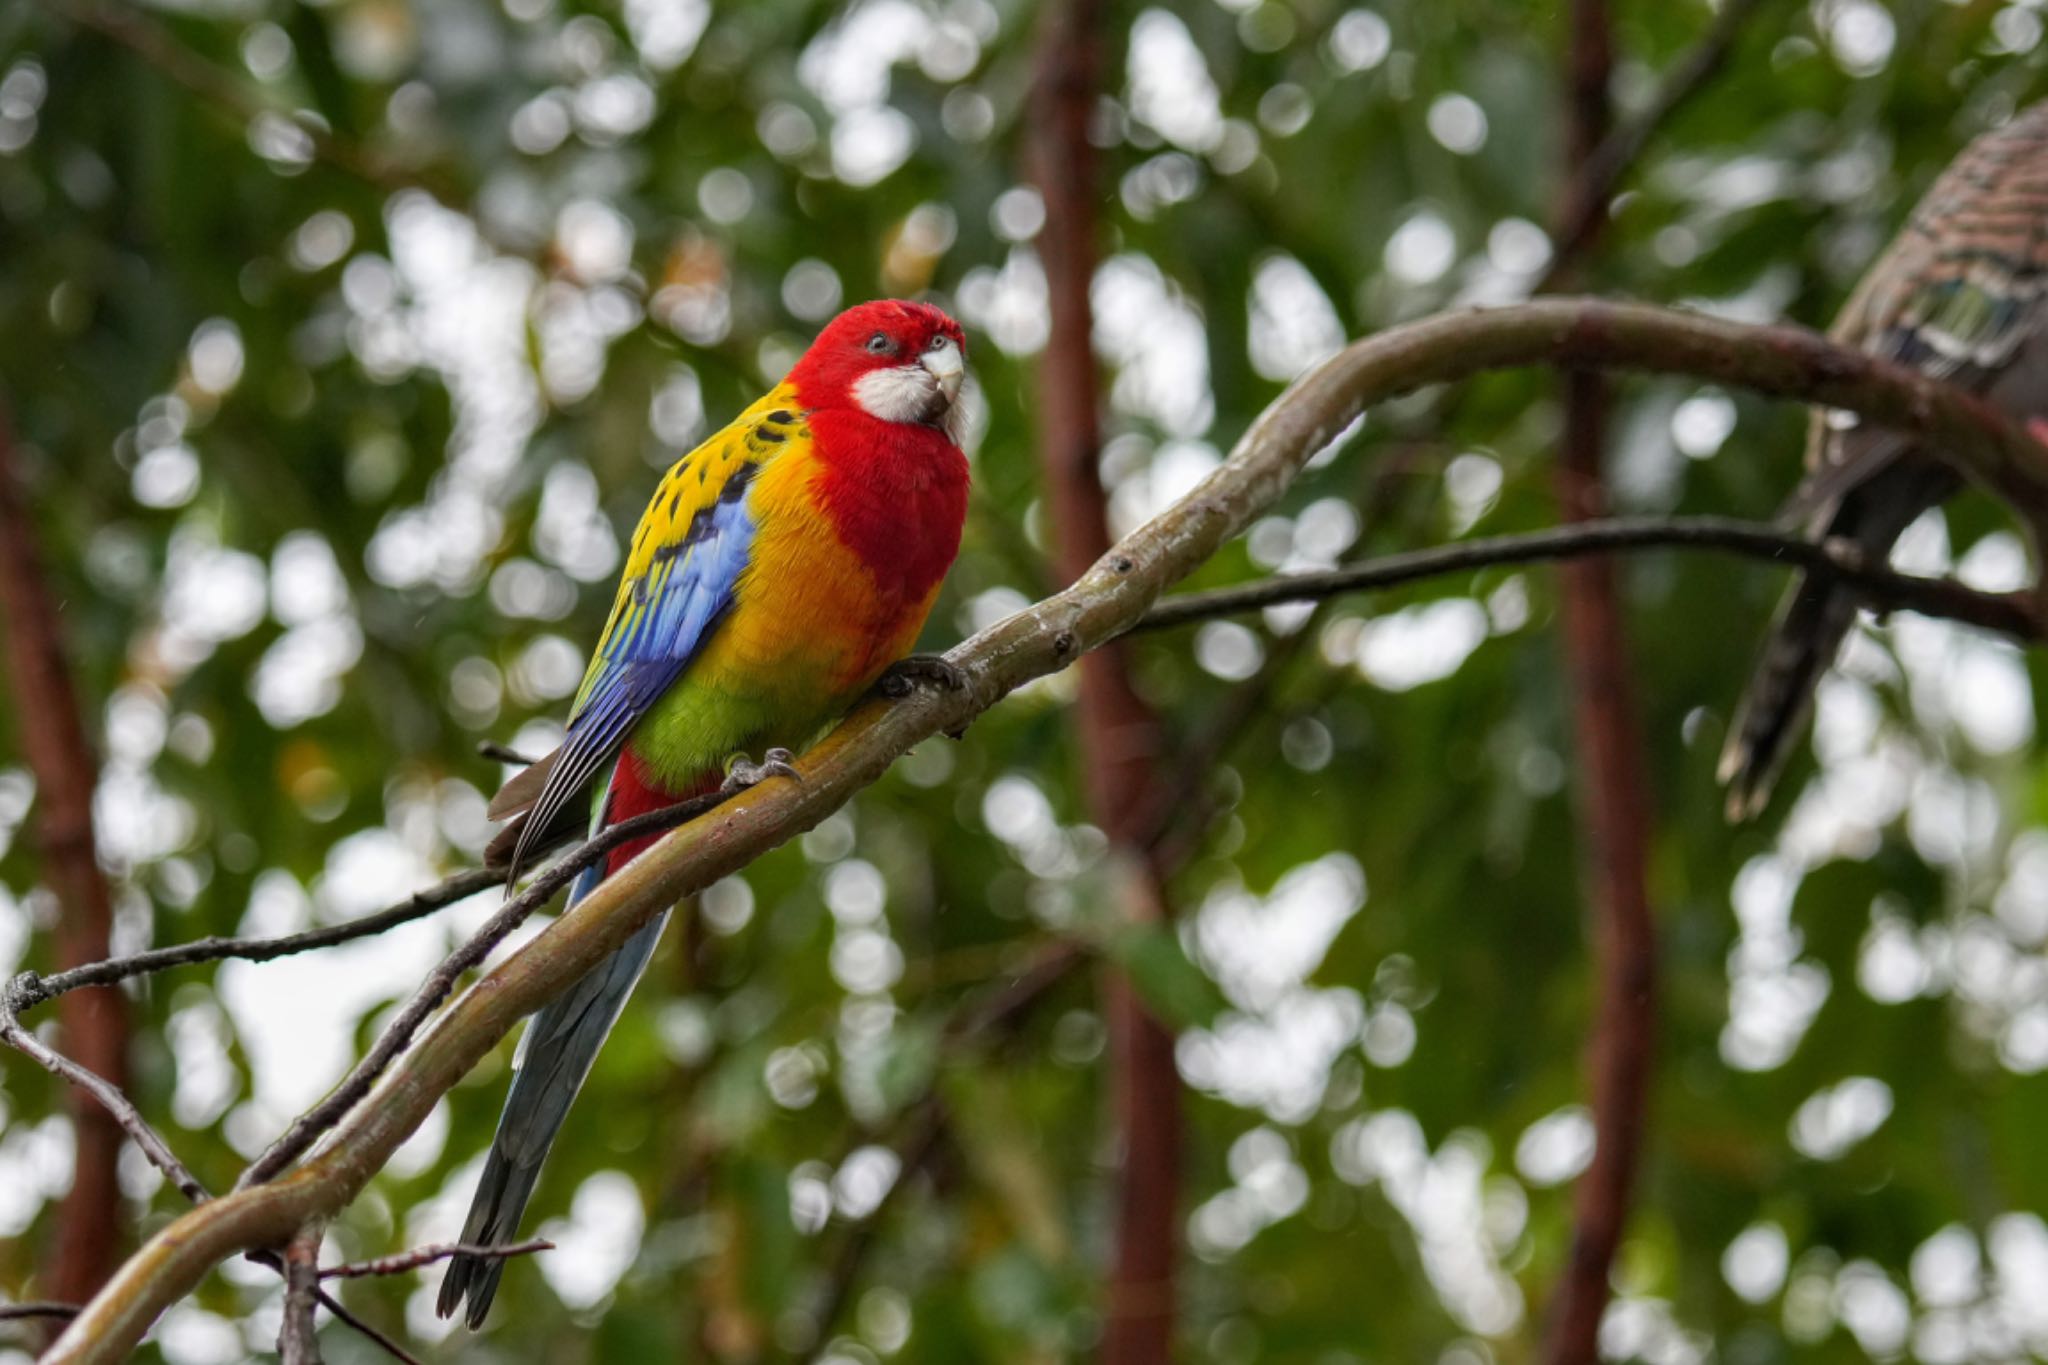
top-left (1721, 99), bottom-right (2048, 819)
top-left (437, 300), bottom-right (971, 1326)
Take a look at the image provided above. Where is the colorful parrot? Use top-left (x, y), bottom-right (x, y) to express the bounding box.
top-left (437, 300), bottom-right (971, 1326)
top-left (1721, 99), bottom-right (2048, 819)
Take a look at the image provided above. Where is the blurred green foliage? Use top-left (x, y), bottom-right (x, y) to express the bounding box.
top-left (5, 0), bottom-right (2048, 1362)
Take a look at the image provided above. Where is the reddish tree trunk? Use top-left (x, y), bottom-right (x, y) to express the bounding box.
top-left (0, 409), bottom-right (129, 1305)
top-left (1030, 3), bottom-right (1182, 1360)
top-left (1543, 4), bottom-right (1659, 1363)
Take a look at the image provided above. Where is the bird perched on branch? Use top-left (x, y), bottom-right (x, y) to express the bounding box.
top-left (438, 300), bottom-right (971, 1327)
top-left (1721, 100), bottom-right (2048, 819)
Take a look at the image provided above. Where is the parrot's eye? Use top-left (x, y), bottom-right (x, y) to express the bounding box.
top-left (927, 334), bottom-right (948, 352)
top-left (865, 332), bottom-right (894, 355)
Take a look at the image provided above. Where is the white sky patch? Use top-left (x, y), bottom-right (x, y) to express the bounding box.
top-left (1385, 209), bottom-right (1458, 286)
top-left (1723, 1221), bottom-right (1790, 1303)
top-left (216, 850), bottom-right (494, 1129)
top-left (1815, 0), bottom-right (1896, 76)
top-left (1126, 9), bottom-right (1223, 151)
top-left (1189, 1126), bottom-right (1312, 1259)
top-left (533, 462), bottom-right (621, 583)
top-left (1426, 94), bottom-right (1487, 155)
top-left (1187, 856), bottom-right (1367, 1013)
top-left (1178, 857), bottom-right (1370, 1123)
top-left (832, 105), bottom-right (918, 186)
top-left (1248, 254), bottom-right (1344, 381)
top-left (1330, 1113), bottom-right (1526, 1335)
top-left (1093, 254), bottom-right (1214, 436)
top-left (538, 1170), bottom-right (646, 1308)
top-left (355, 193), bottom-right (541, 595)
top-left (1512, 1106), bottom-right (1594, 1187)
top-left (622, 0), bottom-right (709, 71)
top-left (1355, 599), bottom-right (1488, 691)
top-left (957, 247), bottom-right (1050, 356)
top-left (1720, 853), bottom-right (1831, 1072)
top-left (1107, 440), bottom-right (1221, 540)
top-left (1789, 1075), bottom-right (1893, 1160)
top-left (1327, 9), bottom-right (1392, 72)
top-left (798, 0), bottom-right (929, 113)
top-left (1178, 987), bottom-right (1365, 1124)
top-left (796, 0), bottom-right (928, 186)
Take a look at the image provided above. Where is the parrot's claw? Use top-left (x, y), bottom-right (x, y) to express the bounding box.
top-left (876, 653), bottom-right (968, 699)
top-left (722, 747), bottom-right (800, 793)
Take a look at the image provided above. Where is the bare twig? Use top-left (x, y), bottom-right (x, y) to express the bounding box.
top-left (0, 1302), bottom-right (81, 1322)
top-left (279, 1226), bottom-right (324, 1365)
top-left (322, 1239), bottom-right (553, 1281)
top-left (476, 741), bottom-right (540, 766)
top-left (238, 787), bottom-right (732, 1187)
top-left (0, 1001), bottom-right (208, 1205)
top-left (0, 404), bottom-right (130, 1302)
top-left (8, 867), bottom-right (506, 1014)
top-left (314, 1291), bottom-right (420, 1365)
top-left (45, 299), bottom-right (2048, 1365)
top-left (1133, 519), bottom-right (2036, 639)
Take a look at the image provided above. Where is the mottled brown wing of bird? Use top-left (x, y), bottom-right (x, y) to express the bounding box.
top-left (1802, 103), bottom-right (2048, 500)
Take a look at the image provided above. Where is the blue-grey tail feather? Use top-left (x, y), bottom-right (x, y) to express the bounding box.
top-left (436, 852), bottom-right (671, 1329)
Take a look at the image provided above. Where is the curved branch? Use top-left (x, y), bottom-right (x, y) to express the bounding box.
top-left (43, 297), bottom-right (2048, 1363)
top-left (1134, 515), bottom-right (2036, 638)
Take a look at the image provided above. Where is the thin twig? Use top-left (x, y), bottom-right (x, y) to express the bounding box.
top-left (0, 1005), bottom-right (209, 1204)
top-left (0, 1302), bottom-right (81, 1322)
top-left (315, 1291), bottom-right (420, 1365)
top-left (1133, 515), bottom-right (2037, 639)
top-left (476, 741), bottom-right (540, 766)
top-left (237, 787), bottom-right (733, 1187)
top-left (322, 1239), bottom-right (553, 1281)
top-left (7, 867), bottom-right (505, 1014)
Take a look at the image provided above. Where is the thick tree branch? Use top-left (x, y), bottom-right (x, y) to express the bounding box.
top-left (1029, 2), bottom-right (1183, 1359)
top-left (0, 408), bottom-right (132, 1300)
top-left (43, 298), bottom-right (2048, 1363)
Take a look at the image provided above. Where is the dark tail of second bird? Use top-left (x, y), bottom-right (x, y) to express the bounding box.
top-left (1719, 456), bottom-right (1957, 821)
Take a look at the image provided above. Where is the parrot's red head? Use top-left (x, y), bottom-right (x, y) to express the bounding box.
top-left (788, 300), bottom-right (969, 446)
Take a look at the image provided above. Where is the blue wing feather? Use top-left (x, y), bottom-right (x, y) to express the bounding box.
top-left (504, 466), bottom-right (760, 881)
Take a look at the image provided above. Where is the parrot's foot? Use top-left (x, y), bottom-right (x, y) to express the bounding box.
top-left (876, 653), bottom-right (968, 699)
top-left (722, 748), bottom-right (800, 793)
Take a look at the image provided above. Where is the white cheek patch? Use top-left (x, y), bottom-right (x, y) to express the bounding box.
top-left (853, 363), bottom-right (942, 424)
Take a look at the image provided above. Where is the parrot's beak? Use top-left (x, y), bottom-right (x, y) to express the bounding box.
top-left (922, 337), bottom-right (964, 404)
